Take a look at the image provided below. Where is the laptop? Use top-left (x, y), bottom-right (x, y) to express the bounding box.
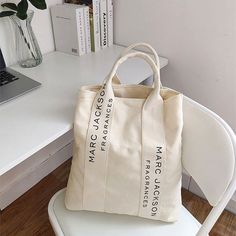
top-left (0, 49), bottom-right (41, 105)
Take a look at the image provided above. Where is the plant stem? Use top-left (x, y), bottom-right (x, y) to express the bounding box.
top-left (17, 24), bottom-right (36, 60)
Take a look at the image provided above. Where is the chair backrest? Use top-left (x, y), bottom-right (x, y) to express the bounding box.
top-left (182, 96), bottom-right (236, 235)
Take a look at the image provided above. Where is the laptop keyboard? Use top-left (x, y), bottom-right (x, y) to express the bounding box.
top-left (0, 71), bottom-right (19, 87)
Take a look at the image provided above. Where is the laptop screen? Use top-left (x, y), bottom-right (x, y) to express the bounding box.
top-left (0, 49), bottom-right (6, 69)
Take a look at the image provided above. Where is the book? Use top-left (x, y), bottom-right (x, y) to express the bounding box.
top-left (64, 4), bottom-right (90, 54)
top-left (100, 0), bottom-right (108, 48)
top-left (83, 6), bottom-right (91, 53)
top-left (65, 0), bottom-right (101, 52)
top-left (76, 6), bottom-right (86, 55)
top-left (91, 0), bottom-right (101, 51)
top-left (106, 0), bottom-right (113, 47)
top-left (51, 4), bottom-right (86, 56)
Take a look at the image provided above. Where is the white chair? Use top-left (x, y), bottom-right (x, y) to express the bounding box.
top-left (48, 96), bottom-right (236, 236)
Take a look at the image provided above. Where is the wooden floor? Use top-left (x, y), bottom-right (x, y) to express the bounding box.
top-left (0, 159), bottom-right (235, 236)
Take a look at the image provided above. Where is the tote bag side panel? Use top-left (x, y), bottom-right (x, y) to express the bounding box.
top-left (159, 93), bottom-right (183, 222)
top-left (65, 91), bottom-right (96, 210)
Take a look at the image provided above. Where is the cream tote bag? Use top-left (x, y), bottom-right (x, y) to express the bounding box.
top-left (65, 47), bottom-right (183, 222)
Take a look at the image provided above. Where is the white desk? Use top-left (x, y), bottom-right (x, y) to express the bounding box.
top-left (0, 45), bottom-right (168, 208)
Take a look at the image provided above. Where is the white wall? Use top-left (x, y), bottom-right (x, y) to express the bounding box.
top-left (114, 0), bottom-right (236, 132)
top-left (0, 0), bottom-right (62, 65)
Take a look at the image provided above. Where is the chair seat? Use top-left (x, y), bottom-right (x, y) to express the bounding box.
top-left (48, 189), bottom-right (201, 236)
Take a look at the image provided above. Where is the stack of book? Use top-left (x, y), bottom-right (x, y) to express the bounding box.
top-left (51, 0), bottom-right (113, 56)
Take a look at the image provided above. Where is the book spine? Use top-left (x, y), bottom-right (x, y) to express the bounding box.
top-left (90, 13), bottom-right (95, 52)
top-left (76, 8), bottom-right (86, 56)
top-left (92, 0), bottom-right (101, 52)
top-left (107, 0), bottom-right (113, 47)
top-left (100, 0), bottom-right (108, 48)
top-left (83, 6), bottom-right (91, 54)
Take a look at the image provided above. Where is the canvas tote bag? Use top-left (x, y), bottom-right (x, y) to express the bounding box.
top-left (65, 49), bottom-right (183, 222)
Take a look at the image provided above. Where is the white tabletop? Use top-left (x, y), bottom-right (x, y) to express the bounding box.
top-left (0, 45), bottom-right (168, 175)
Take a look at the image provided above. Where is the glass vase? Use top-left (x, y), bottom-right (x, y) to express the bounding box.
top-left (10, 10), bottom-right (42, 68)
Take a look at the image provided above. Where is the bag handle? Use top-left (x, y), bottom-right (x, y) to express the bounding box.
top-left (118, 43), bottom-right (162, 87)
top-left (105, 51), bottom-right (161, 93)
top-left (121, 42), bottom-right (160, 68)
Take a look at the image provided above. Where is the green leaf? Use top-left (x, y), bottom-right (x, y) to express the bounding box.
top-left (0, 11), bottom-right (15, 18)
top-left (16, 12), bottom-right (27, 20)
top-left (29, 0), bottom-right (47, 10)
top-left (17, 0), bottom-right (28, 20)
top-left (1, 3), bottom-right (17, 11)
